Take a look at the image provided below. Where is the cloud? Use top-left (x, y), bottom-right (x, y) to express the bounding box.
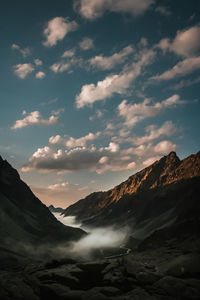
top-left (151, 56), bottom-right (200, 81)
top-left (74, 0), bottom-right (155, 20)
top-left (171, 76), bottom-right (200, 90)
top-left (118, 94), bottom-right (183, 127)
top-left (21, 141), bottom-right (137, 174)
top-left (35, 71), bottom-right (46, 79)
top-left (43, 17), bottom-right (78, 47)
top-left (50, 53), bottom-right (83, 73)
top-left (155, 6), bottom-right (171, 16)
top-left (154, 140), bottom-right (176, 154)
top-left (65, 132), bottom-right (101, 148)
top-left (76, 48), bottom-right (155, 108)
top-left (11, 44), bottom-right (31, 57)
top-left (13, 63), bottom-right (34, 79)
top-left (34, 59), bottom-right (43, 66)
top-left (89, 45), bottom-right (134, 70)
top-left (22, 133), bottom-right (178, 175)
top-left (157, 25), bottom-right (200, 57)
top-left (50, 61), bottom-right (70, 73)
top-left (62, 49), bottom-right (75, 58)
top-left (79, 37), bottom-right (94, 50)
top-left (49, 131), bottom-right (101, 148)
top-left (133, 121), bottom-right (177, 145)
top-left (49, 135), bottom-right (62, 144)
top-left (11, 110), bottom-right (60, 130)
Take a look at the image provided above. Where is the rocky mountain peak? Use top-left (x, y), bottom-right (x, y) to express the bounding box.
top-left (0, 157), bottom-right (20, 185)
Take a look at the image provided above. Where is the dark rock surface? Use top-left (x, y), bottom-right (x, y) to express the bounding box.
top-left (0, 156), bottom-right (84, 255)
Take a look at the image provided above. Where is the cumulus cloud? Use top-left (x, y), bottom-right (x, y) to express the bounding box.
top-left (133, 121), bottom-right (177, 145)
top-left (13, 63), bottom-right (34, 79)
top-left (49, 132), bottom-right (101, 148)
top-left (21, 141), bottom-right (138, 174)
top-left (11, 44), bottom-right (31, 57)
top-left (62, 49), bottom-right (75, 58)
top-left (35, 71), bottom-right (46, 79)
top-left (154, 140), bottom-right (176, 154)
top-left (89, 45), bottom-right (134, 70)
top-left (118, 94), bottom-right (183, 127)
top-left (151, 56), bottom-right (200, 81)
top-left (66, 132), bottom-right (101, 148)
top-left (34, 59), bottom-right (43, 66)
top-left (76, 48), bottom-right (155, 108)
top-left (74, 0), bottom-right (155, 19)
top-left (49, 135), bottom-right (62, 144)
top-left (79, 37), bottom-right (94, 50)
top-left (22, 132), bottom-right (178, 175)
top-left (157, 25), bottom-right (200, 57)
top-left (11, 110), bottom-right (60, 130)
top-left (43, 17), bottom-right (78, 47)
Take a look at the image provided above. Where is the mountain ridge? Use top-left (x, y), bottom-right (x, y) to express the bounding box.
top-left (64, 151), bottom-right (200, 237)
top-left (0, 155), bottom-right (84, 253)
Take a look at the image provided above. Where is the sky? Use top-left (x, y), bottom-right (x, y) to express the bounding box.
top-left (1, 0), bottom-right (200, 208)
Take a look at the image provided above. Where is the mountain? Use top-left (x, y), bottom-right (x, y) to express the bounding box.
top-left (64, 151), bottom-right (200, 238)
top-left (48, 205), bottom-right (65, 214)
top-left (0, 156), bottom-right (84, 255)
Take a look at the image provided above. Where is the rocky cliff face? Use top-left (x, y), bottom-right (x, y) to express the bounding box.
top-left (0, 156), bottom-right (84, 251)
top-left (64, 151), bottom-right (200, 237)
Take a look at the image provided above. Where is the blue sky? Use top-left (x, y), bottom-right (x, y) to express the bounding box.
top-left (1, 0), bottom-right (200, 207)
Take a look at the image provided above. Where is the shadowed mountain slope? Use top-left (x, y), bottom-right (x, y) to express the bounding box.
top-left (0, 156), bottom-right (84, 250)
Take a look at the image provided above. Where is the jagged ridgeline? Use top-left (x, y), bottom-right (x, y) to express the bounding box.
top-left (64, 151), bottom-right (200, 238)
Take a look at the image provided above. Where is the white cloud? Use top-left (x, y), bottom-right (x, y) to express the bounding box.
top-left (62, 49), bottom-right (75, 57)
top-left (50, 61), bottom-right (70, 73)
top-left (22, 143), bottom-right (138, 174)
top-left (66, 132), bottom-right (101, 148)
top-left (79, 37), bottom-right (94, 50)
top-left (11, 44), bottom-right (31, 57)
top-left (76, 48), bottom-right (155, 108)
top-left (89, 46), bottom-right (134, 70)
top-left (151, 56), bottom-right (200, 81)
top-left (35, 71), bottom-right (46, 79)
top-left (13, 63), bottom-right (34, 79)
top-left (104, 142), bottom-right (119, 152)
top-left (157, 25), bottom-right (200, 57)
top-left (11, 111), bottom-right (59, 130)
top-left (34, 59), bottom-right (43, 66)
top-left (133, 121), bottom-right (177, 145)
top-left (49, 135), bottom-right (62, 144)
top-left (154, 140), bottom-right (176, 154)
top-left (74, 0), bottom-right (155, 19)
top-left (43, 17), bottom-right (78, 47)
top-left (118, 94), bottom-right (182, 127)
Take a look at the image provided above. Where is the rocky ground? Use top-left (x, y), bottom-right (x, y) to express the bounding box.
top-left (0, 237), bottom-right (200, 300)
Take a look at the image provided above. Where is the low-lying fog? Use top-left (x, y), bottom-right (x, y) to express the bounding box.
top-left (53, 213), bottom-right (129, 258)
